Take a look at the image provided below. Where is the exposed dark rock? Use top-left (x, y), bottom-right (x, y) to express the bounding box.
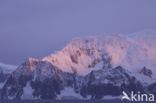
top-left (140, 66), bottom-right (152, 77)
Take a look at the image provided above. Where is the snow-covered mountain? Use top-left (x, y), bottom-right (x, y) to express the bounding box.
top-left (1, 30), bottom-right (156, 100)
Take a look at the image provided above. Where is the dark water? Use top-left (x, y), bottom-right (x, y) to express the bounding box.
top-left (0, 100), bottom-right (156, 103)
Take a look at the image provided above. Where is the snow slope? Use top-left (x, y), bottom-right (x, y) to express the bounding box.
top-left (57, 87), bottom-right (82, 100)
top-left (0, 62), bottom-right (17, 73)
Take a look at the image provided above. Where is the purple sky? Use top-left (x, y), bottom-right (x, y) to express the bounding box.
top-left (0, 0), bottom-right (156, 65)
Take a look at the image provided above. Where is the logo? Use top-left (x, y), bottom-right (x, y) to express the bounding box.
top-left (122, 91), bottom-right (155, 102)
